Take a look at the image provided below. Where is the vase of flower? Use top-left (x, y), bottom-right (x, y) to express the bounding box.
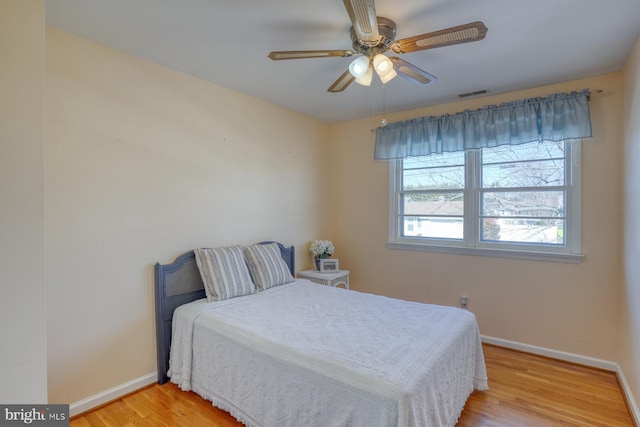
top-left (310, 240), bottom-right (334, 271)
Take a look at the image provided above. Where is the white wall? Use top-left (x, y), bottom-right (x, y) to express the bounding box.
top-left (329, 74), bottom-right (624, 362)
top-left (0, 0), bottom-right (47, 403)
top-left (621, 33), bottom-right (640, 416)
top-left (45, 28), bottom-right (331, 404)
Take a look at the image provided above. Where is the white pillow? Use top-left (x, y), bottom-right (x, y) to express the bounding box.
top-left (243, 243), bottom-right (294, 291)
top-left (194, 246), bottom-right (255, 301)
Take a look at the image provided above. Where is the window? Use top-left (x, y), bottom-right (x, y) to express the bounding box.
top-left (388, 140), bottom-right (582, 263)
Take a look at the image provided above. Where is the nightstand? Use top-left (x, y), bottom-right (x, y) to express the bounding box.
top-left (298, 270), bottom-right (350, 289)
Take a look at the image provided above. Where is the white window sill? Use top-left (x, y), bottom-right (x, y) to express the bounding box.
top-left (386, 241), bottom-right (584, 264)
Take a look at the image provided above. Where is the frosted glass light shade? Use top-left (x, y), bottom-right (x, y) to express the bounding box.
top-left (348, 56), bottom-right (370, 78)
top-left (373, 54), bottom-right (397, 84)
top-left (378, 67), bottom-right (397, 84)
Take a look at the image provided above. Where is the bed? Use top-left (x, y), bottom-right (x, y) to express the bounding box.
top-left (155, 241), bottom-right (488, 427)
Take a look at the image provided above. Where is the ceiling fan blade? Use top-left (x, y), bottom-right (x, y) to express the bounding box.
top-left (328, 70), bottom-right (355, 92)
top-left (391, 21), bottom-right (488, 54)
top-left (390, 57), bottom-right (437, 85)
top-left (268, 50), bottom-right (355, 60)
top-left (343, 0), bottom-right (380, 44)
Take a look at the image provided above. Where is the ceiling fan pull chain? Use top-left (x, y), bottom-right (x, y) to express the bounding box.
top-left (381, 84), bottom-right (388, 127)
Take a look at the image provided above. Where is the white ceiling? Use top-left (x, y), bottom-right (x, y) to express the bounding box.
top-left (46, 0), bottom-right (640, 123)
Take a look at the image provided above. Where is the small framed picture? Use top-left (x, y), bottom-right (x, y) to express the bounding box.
top-left (319, 258), bottom-right (339, 273)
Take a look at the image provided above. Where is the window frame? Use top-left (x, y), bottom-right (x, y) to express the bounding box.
top-left (387, 141), bottom-right (583, 263)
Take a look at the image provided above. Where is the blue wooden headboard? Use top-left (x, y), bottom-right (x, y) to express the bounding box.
top-left (154, 241), bottom-right (295, 384)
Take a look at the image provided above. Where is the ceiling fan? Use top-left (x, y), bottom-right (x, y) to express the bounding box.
top-left (268, 0), bottom-right (488, 92)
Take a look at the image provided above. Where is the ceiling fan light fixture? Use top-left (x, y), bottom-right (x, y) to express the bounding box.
top-left (355, 65), bottom-right (373, 86)
top-left (373, 54), bottom-right (397, 83)
top-left (348, 56), bottom-right (371, 78)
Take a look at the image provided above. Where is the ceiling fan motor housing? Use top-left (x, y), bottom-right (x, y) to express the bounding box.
top-left (350, 17), bottom-right (396, 56)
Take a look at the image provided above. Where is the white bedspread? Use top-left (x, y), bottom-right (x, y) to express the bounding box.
top-left (169, 279), bottom-right (487, 427)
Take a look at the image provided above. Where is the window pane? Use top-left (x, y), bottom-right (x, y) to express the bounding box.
top-left (403, 166), bottom-right (464, 190)
top-left (481, 191), bottom-right (564, 218)
top-left (482, 159), bottom-right (565, 188)
top-left (392, 139), bottom-right (578, 257)
top-left (403, 193), bottom-right (464, 216)
top-left (403, 216), bottom-right (463, 239)
top-left (481, 218), bottom-right (565, 245)
top-left (482, 141), bottom-right (565, 164)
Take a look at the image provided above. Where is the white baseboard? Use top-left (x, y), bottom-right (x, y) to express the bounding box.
top-left (69, 372), bottom-right (156, 417)
top-left (481, 335), bottom-right (617, 371)
top-left (616, 365), bottom-right (640, 426)
top-left (482, 335), bottom-right (640, 425)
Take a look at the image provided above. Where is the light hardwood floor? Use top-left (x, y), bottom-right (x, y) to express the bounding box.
top-left (71, 344), bottom-right (635, 426)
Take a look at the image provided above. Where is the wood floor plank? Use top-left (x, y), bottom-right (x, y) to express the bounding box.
top-left (71, 344), bottom-right (635, 426)
top-left (456, 344), bottom-right (634, 427)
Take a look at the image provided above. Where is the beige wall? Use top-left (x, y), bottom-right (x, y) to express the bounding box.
top-left (45, 28), bottom-right (331, 404)
top-left (0, 0), bottom-right (47, 403)
top-left (621, 33), bottom-right (640, 414)
top-left (329, 74), bottom-right (623, 362)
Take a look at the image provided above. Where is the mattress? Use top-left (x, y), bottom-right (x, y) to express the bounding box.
top-left (169, 279), bottom-right (488, 427)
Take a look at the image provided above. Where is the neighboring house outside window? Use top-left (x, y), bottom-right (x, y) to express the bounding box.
top-left (388, 140), bottom-right (583, 263)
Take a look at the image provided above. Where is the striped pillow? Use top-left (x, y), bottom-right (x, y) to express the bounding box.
top-left (194, 246), bottom-right (255, 301)
top-left (243, 243), bottom-right (294, 291)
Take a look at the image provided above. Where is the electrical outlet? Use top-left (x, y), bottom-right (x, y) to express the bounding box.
top-left (460, 296), bottom-right (468, 308)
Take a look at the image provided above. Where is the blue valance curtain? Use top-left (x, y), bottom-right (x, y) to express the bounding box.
top-left (374, 89), bottom-right (592, 160)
